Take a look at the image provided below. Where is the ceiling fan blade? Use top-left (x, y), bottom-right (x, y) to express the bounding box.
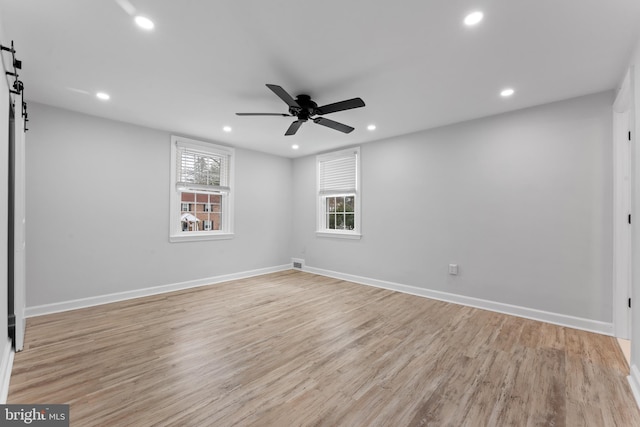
top-left (316, 98), bottom-right (365, 115)
top-left (236, 113), bottom-right (291, 116)
top-left (266, 84), bottom-right (300, 108)
top-left (313, 117), bottom-right (354, 133)
top-left (285, 120), bottom-right (305, 136)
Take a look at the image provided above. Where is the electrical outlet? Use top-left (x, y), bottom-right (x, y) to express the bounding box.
top-left (448, 264), bottom-right (458, 275)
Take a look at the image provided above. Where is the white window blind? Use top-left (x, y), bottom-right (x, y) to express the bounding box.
top-left (176, 145), bottom-right (229, 193)
top-left (318, 150), bottom-right (358, 195)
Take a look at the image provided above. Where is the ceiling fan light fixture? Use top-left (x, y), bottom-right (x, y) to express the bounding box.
top-left (367, 124), bottom-right (376, 131)
top-left (464, 11), bottom-right (484, 26)
top-left (223, 126), bottom-right (232, 132)
top-left (134, 16), bottom-right (155, 30)
top-left (96, 92), bottom-right (110, 100)
top-left (292, 144), bottom-right (299, 150)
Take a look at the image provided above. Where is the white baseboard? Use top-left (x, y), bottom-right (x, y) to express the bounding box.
top-left (24, 262), bottom-right (615, 336)
top-left (304, 266), bottom-right (614, 336)
top-left (0, 339), bottom-right (14, 403)
top-left (26, 264), bottom-right (291, 318)
top-left (630, 364), bottom-right (640, 410)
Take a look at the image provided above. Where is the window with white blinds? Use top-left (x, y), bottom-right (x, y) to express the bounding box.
top-left (319, 154), bottom-right (357, 195)
top-left (170, 136), bottom-right (234, 242)
top-left (175, 145), bottom-right (229, 193)
top-left (316, 147), bottom-right (361, 238)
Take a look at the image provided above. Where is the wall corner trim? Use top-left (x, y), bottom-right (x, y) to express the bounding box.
top-left (630, 364), bottom-right (640, 410)
top-left (25, 264), bottom-right (291, 318)
top-left (0, 340), bottom-right (14, 403)
top-left (303, 265), bottom-right (614, 336)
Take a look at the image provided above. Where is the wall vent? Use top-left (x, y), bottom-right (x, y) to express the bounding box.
top-left (292, 258), bottom-right (305, 270)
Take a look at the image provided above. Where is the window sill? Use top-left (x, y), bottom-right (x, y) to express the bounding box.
top-left (170, 232), bottom-right (234, 243)
top-left (316, 231), bottom-right (362, 240)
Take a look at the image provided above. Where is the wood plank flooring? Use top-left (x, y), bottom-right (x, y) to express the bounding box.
top-left (8, 270), bottom-right (640, 426)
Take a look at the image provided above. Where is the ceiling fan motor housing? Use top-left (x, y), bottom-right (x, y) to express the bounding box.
top-left (290, 94), bottom-right (317, 120)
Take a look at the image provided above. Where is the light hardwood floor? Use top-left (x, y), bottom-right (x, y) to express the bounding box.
top-left (8, 270), bottom-right (640, 426)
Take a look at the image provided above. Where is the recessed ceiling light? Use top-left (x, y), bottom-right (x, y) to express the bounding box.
top-left (464, 11), bottom-right (484, 26)
top-left (134, 16), bottom-right (154, 30)
top-left (367, 124), bottom-right (376, 131)
top-left (292, 144), bottom-right (299, 150)
top-left (500, 88), bottom-right (515, 97)
top-left (96, 92), bottom-right (110, 101)
top-left (223, 126), bottom-right (232, 132)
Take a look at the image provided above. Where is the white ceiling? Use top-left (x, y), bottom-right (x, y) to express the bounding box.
top-left (1, 1), bottom-right (639, 158)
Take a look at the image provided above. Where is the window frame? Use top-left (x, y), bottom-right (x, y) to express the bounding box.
top-left (316, 147), bottom-right (361, 239)
top-left (169, 135), bottom-right (235, 242)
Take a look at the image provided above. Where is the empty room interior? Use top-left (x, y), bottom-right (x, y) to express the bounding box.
top-left (2, 1), bottom-right (640, 425)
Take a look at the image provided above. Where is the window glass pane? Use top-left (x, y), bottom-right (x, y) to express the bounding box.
top-left (211, 195), bottom-right (221, 213)
top-left (321, 194), bottom-right (357, 231)
top-left (345, 214), bottom-right (354, 230)
top-left (327, 197), bottom-right (335, 212)
top-left (345, 196), bottom-right (354, 213)
top-left (328, 214), bottom-right (335, 229)
top-left (180, 151), bottom-right (222, 186)
top-left (181, 205), bottom-right (197, 231)
top-left (197, 155), bottom-right (221, 186)
top-left (182, 219), bottom-right (198, 232)
top-left (179, 191), bottom-right (225, 233)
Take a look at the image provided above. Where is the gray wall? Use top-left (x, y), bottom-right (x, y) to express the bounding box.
top-left (24, 92), bottom-right (617, 323)
top-left (292, 91), bottom-right (614, 322)
top-left (25, 102), bottom-right (293, 307)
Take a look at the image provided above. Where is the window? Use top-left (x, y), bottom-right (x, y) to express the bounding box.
top-left (170, 136), bottom-right (234, 242)
top-left (317, 147), bottom-right (361, 238)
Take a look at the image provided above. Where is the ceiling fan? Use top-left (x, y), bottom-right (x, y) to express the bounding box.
top-left (236, 84), bottom-right (365, 136)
